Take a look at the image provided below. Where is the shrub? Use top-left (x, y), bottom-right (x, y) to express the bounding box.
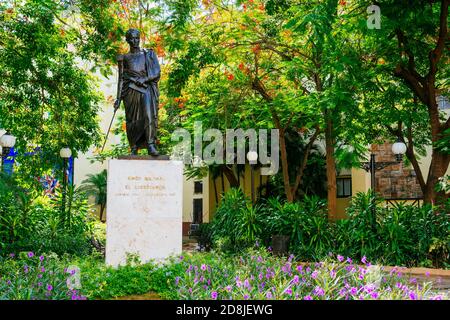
top-left (0, 175), bottom-right (96, 257)
top-left (210, 189), bottom-right (265, 252)
top-left (260, 196), bottom-right (332, 259)
top-left (335, 192), bottom-right (450, 268)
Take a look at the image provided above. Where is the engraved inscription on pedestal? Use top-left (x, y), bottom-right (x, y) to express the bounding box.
top-left (105, 159), bottom-right (183, 267)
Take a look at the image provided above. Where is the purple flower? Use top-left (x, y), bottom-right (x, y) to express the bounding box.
top-left (311, 271), bottom-right (318, 279)
top-left (38, 274), bottom-right (43, 279)
top-left (200, 264), bottom-right (207, 271)
top-left (364, 284), bottom-right (375, 293)
top-left (236, 280), bottom-right (242, 287)
top-left (46, 284), bottom-right (53, 291)
top-left (350, 287), bottom-right (358, 295)
top-left (9, 253), bottom-right (15, 258)
top-left (361, 256), bottom-right (367, 264)
top-left (371, 292), bottom-right (379, 299)
top-left (296, 265), bottom-right (303, 273)
top-left (27, 252), bottom-right (34, 258)
top-left (284, 288), bottom-right (292, 295)
top-left (257, 256), bottom-right (263, 263)
top-left (337, 255), bottom-right (344, 262)
top-left (431, 295), bottom-right (442, 300)
top-left (346, 257), bottom-right (352, 264)
top-left (395, 282), bottom-right (402, 289)
top-left (293, 275), bottom-right (300, 285)
top-left (339, 288), bottom-right (346, 296)
top-left (282, 263), bottom-right (291, 273)
top-left (39, 255), bottom-right (44, 262)
top-left (243, 295), bottom-right (249, 300)
top-left (409, 278), bottom-right (417, 284)
top-left (244, 279), bottom-right (250, 288)
top-left (211, 291), bottom-right (218, 300)
top-left (258, 273), bottom-right (263, 281)
top-left (175, 277), bottom-right (180, 286)
top-left (409, 292), bottom-right (417, 300)
top-left (38, 282), bottom-right (42, 286)
top-left (425, 272), bottom-right (430, 277)
top-left (304, 295), bottom-right (313, 300)
top-left (179, 255), bottom-right (184, 261)
top-left (266, 291), bottom-right (273, 299)
top-left (24, 266), bottom-right (29, 273)
top-left (314, 286), bottom-right (325, 297)
top-left (41, 267), bottom-right (46, 273)
top-left (267, 246), bottom-right (272, 252)
top-left (330, 270), bottom-right (336, 279)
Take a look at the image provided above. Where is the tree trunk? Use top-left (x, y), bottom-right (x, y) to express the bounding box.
top-left (393, 1), bottom-right (449, 204)
top-left (423, 151), bottom-right (450, 204)
top-left (99, 204), bottom-right (105, 222)
top-left (221, 165), bottom-right (240, 188)
top-left (325, 109), bottom-right (337, 220)
top-left (279, 128), bottom-right (294, 202)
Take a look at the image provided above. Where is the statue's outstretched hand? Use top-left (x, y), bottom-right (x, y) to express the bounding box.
top-left (114, 99), bottom-right (121, 111)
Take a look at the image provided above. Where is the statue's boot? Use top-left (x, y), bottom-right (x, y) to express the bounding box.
top-left (147, 143), bottom-right (159, 156)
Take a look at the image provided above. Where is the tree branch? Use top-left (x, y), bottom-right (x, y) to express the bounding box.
top-left (428, 0), bottom-right (449, 79)
top-left (291, 126), bottom-right (321, 196)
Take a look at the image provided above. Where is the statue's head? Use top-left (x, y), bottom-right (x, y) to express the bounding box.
top-left (125, 28), bottom-right (140, 49)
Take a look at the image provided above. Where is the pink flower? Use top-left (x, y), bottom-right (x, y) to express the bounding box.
top-left (337, 255), bottom-right (344, 262)
top-left (304, 295), bottom-right (313, 300)
top-left (314, 286), bottom-right (324, 296)
top-left (211, 291), bottom-right (218, 300)
top-left (284, 288), bottom-right (292, 295)
top-left (409, 292), bottom-right (417, 300)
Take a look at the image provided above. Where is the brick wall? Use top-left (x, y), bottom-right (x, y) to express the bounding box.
top-left (371, 142), bottom-right (423, 199)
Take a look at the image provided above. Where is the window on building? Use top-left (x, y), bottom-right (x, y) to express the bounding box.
top-left (193, 199), bottom-right (203, 224)
top-left (337, 177), bottom-right (352, 198)
top-left (194, 181), bottom-right (203, 194)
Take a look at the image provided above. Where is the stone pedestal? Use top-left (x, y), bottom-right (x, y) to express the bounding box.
top-left (105, 158), bottom-right (183, 267)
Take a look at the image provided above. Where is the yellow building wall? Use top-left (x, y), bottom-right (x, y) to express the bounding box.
top-left (208, 165), bottom-right (268, 219)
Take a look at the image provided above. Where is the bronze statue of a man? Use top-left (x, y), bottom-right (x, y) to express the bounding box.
top-left (114, 28), bottom-right (160, 156)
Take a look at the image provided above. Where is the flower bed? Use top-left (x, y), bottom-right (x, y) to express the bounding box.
top-left (0, 249), bottom-right (447, 300)
top-left (0, 252), bottom-right (86, 300)
top-left (174, 250), bottom-right (447, 300)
